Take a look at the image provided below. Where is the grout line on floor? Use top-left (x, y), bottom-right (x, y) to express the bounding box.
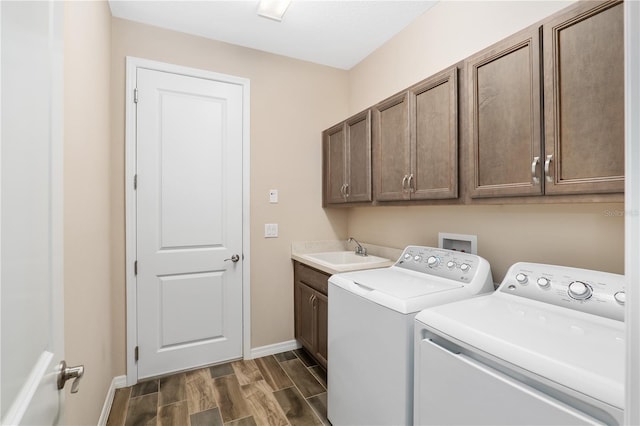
top-left (274, 350), bottom-right (326, 425)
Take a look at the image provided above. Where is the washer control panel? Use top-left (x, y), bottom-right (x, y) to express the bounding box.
top-left (499, 262), bottom-right (625, 321)
top-left (395, 246), bottom-right (489, 285)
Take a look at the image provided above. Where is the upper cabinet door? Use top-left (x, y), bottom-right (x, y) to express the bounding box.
top-left (410, 66), bottom-right (458, 200)
top-left (373, 92), bottom-right (411, 201)
top-left (543, 0), bottom-right (624, 195)
top-left (345, 110), bottom-right (372, 202)
top-left (468, 26), bottom-right (543, 198)
top-left (323, 123), bottom-right (347, 204)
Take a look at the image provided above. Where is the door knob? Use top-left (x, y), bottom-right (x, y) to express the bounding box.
top-left (57, 360), bottom-right (84, 393)
top-left (224, 254), bottom-right (240, 263)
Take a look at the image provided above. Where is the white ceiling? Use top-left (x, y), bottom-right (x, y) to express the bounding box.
top-left (108, 0), bottom-right (438, 70)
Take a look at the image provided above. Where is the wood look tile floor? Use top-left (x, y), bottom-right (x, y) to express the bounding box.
top-left (106, 349), bottom-right (329, 426)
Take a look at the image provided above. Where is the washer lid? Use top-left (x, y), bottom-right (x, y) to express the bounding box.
top-left (415, 292), bottom-right (625, 409)
top-left (329, 267), bottom-right (464, 314)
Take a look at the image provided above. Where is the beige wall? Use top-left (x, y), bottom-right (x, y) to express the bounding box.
top-left (345, 0), bottom-right (624, 282)
top-left (64, 1), bottom-right (114, 424)
top-left (109, 17), bottom-right (349, 372)
top-left (348, 204), bottom-right (625, 282)
top-left (349, 1), bottom-right (575, 112)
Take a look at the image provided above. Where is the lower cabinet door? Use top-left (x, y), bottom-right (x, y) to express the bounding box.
top-left (314, 292), bottom-right (328, 369)
top-left (295, 282), bottom-right (316, 352)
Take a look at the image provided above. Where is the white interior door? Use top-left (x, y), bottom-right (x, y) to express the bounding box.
top-left (0, 1), bottom-right (66, 424)
top-left (135, 67), bottom-right (244, 379)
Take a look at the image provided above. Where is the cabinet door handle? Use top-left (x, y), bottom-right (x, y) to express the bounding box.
top-left (402, 175), bottom-right (409, 192)
top-left (408, 174), bottom-right (415, 192)
top-left (544, 155), bottom-right (553, 183)
top-left (308, 294), bottom-right (315, 306)
top-left (531, 156), bottom-right (540, 184)
top-left (344, 183), bottom-right (350, 198)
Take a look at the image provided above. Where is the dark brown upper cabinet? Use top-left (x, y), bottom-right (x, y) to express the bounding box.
top-left (469, 0), bottom-right (624, 199)
top-left (323, 110), bottom-right (372, 205)
top-left (467, 26), bottom-right (543, 198)
top-left (542, 0), bottom-right (624, 195)
top-left (373, 66), bottom-right (458, 201)
top-left (372, 92), bottom-right (410, 201)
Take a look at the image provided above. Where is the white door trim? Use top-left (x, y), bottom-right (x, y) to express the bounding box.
top-left (124, 57), bottom-right (251, 386)
top-left (625, 1), bottom-right (640, 424)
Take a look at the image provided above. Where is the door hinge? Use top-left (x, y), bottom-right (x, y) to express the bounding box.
top-left (134, 174), bottom-right (137, 190)
top-left (135, 346), bottom-right (139, 362)
top-left (134, 261), bottom-right (138, 276)
top-left (134, 88), bottom-right (138, 103)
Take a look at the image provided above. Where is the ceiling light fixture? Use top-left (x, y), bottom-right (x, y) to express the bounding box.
top-left (257, 0), bottom-right (292, 22)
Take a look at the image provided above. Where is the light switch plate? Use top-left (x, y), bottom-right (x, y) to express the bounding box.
top-left (269, 189), bottom-right (278, 203)
top-left (265, 223), bottom-right (278, 238)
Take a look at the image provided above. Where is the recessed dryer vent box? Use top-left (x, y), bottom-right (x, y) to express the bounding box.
top-left (438, 232), bottom-right (477, 255)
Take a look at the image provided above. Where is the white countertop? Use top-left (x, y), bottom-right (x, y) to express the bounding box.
top-left (291, 240), bottom-right (401, 275)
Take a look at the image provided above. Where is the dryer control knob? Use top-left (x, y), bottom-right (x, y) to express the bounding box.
top-left (403, 253), bottom-right (412, 260)
top-left (414, 255), bottom-right (422, 262)
top-left (568, 281), bottom-right (592, 300)
top-left (460, 263), bottom-right (470, 273)
top-left (537, 277), bottom-right (551, 288)
top-left (447, 261), bottom-right (456, 269)
top-left (614, 291), bottom-right (626, 305)
top-left (515, 273), bottom-right (528, 284)
top-left (427, 256), bottom-right (439, 267)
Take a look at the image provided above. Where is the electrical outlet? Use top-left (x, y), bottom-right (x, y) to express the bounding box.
top-left (265, 223), bottom-right (278, 238)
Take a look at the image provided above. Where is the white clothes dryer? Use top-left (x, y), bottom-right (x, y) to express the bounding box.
top-left (327, 246), bottom-right (494, 426)
top-left (414, 262), bottom-right (625, 425)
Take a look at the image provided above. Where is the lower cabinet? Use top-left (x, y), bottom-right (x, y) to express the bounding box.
top-left (293, 261), bottom-right (328, 369)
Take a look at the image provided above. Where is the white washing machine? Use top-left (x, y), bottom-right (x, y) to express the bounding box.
top-left (414, 262), bottom-right (625, 425)
top-left (327, 245), bottom-right (494, 426)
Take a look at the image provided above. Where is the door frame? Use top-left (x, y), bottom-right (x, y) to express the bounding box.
top-left (625, 0), bottom-right (640, 423)
top-left (124, 57), bottom-right (251, 386)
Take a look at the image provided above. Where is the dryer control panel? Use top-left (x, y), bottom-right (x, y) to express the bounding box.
top-left (499, 262), bottom-right (625, 321)
top-left (395, 246), bottom-right (492, 287)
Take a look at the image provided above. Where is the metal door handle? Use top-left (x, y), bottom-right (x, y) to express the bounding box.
top-left (531, 156), bottom-right (540, 184)
top-left (408, 173), bottom-right (415, 192)
top-left (224, 254), bottom-right (240, 263)
top-left (544, 154), bottom-right (553, 183)
top-left (402, 175), bottom-right (409, 192)
top-left (57, 360), bottom-right (84, 393)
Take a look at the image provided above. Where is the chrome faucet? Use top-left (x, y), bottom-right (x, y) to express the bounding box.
top-left (348, 237), bottom-right (367, 256)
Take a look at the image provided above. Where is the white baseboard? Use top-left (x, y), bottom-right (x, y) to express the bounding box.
top-left (247, 339), bottom-right (301, 359)
top-left (97, 375), bottom-right (127, 426)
